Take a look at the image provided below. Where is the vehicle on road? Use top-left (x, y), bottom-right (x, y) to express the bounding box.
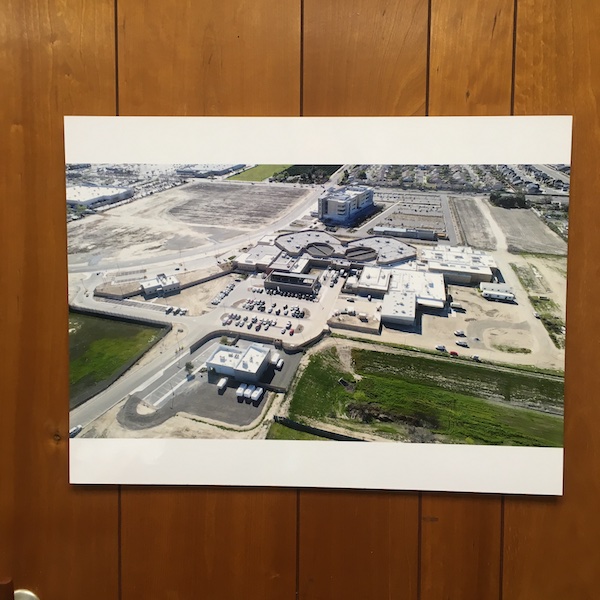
top-left (69, 425), bottom-right (83, 438)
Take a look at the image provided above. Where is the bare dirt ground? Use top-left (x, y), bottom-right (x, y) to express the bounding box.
top-left (451, 196), bottom-right (497, 250)
top-left (525, 255), bottom-right (567, 318)
top-left (490, 206), bottom-right (567, 255)
top-left (148, 273), bottom-right (240, 316)
top-left (169, 181), bottom-right (308, 227)
top-left (68, 180), bottom-right (309, 259)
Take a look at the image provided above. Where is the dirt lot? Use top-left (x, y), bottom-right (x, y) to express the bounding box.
top-left (148, 272), bottom-right (240, 316)
top-left (451, 196), bottom-right (497, 250)
top-left (68, 180), bottom-right (309, 259)
top-left (490, 206), bottom-right (567, 255)
top-left (169, 181), bottom-right (308, 226)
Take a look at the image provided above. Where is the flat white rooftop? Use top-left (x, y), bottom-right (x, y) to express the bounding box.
top-left (381, 291), bottom-right (417, 321)
top-left (236, 245), bottom-right (281, 268)
top-left (66, 185), bottom-right (131, 202)
top-left (421, 246), bottom-right (497, 270)
top-left (210, 347), bottom-right (244, 370)
top-left (358, 266), bottom-right (392, 292)
top-left (389, 268), bottom-right (446, 308)
top-left (239, 346), bottom-right (270, 375)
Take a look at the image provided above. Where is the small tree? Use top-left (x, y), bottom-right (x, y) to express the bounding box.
top-left (185, 361), bottom-right (194, 374)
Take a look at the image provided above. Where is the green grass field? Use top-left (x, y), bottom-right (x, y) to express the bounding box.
top-left (266, 423), bottom-right (327, 441)
top-left (289, 348), bottom-right (355, 420)
top-left (69, 313), bottom-right (161, 405)
top-left (288, 347), bottom-right (563, 447)
top-left (228, 164), bottom-right (291, 181)
top-left (352, 349), bottom-right (564, 408)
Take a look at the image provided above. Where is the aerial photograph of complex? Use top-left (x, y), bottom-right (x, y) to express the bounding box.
top-left (68, 162), bottom-right (567, 447)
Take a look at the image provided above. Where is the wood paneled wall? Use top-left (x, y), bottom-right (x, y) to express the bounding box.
top-left (2, 1), bottom-right (599, 599)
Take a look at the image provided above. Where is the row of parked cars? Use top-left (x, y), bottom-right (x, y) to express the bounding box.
top-left (211, 282), bottom-right (236, 306)
top-left (165, 306), bottom-right (187, 315)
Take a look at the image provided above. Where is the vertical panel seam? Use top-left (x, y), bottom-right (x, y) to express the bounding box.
top-left (296, 490), bottom-right (301, 599)
top-left (300, 0), bottom-right (305, 116)
top-left (499, 496), bottom-right (505, 600)
top-left (115, 0), bottom-right (120, 115)
top-left (510, 0), bottom-right (518, 114)
top-left (425, 0), bottom-right (432, 116)
top-left (417, 493), bottom-right (423, 600)
top-left (118, 486), bottom-right (122, 600)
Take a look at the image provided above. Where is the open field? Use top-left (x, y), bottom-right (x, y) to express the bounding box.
top-left (228, 165), bottom-right (291, 181)
top-left (287, 346), bottom-right (563, 446)
top-left (69, 313), bottom-right (162, 408)
top-left (266, 422), bottom-right (325, 440)
top-left (68, 180), bottom-right (309, 259)
top-left (167, 181), bottom-right (309, 227)
top-left (490, 206), bottom-right (567, 254)
top-left (451, 196), bottom-right (497, 250)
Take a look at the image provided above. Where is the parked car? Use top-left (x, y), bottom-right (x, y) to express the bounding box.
top-left (435, 345), bottom-right (446, 352)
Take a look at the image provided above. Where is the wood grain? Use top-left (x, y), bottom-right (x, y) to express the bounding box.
top-left (299, 491), bottom-right (419, 600)
top-left (117, 2), bottom-right (301, 598)
top-left (504, 2), bottom-right (600, 597)
top-left (0, 0), bottom-right (119, 597)
top-left (118, 0), bottom-right (301, 116)
top-left (303, 0), bottom-right (428, 116)
top-left (422, 2), bottom-right (514, 598)
top-left (421, 495), bottom-right (502, 599)
top-left (299, 2), bottom-right (428, 597)
top-left (429, 0), bottom-right (514, 115)
top-left (121, 488), bottom-right (297, 599)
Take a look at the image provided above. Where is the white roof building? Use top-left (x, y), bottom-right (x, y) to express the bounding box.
top-left (206, 343), bottom-right (271, 383)
top-left (381, 268), bottom-right (446, 326)
top-left (421, 246), bottom-right (496, 284)
top-left (357, 266), bottom-right (392, 294)
top-left (235, 245), bottom-right (281, 271)
top-left (66, 185), bottom-right (134, 208)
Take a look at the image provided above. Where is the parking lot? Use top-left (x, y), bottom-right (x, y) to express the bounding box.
top-left (213, 273), bottom-right (345, 345)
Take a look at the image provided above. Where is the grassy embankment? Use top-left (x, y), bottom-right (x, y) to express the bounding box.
top-left (69, 313), bottom-right (161, 404)
top-left (266, 423), bottom-right (326, 441)
top-left (284, 347), bottom-right (563, 447)
top-left (228, 165), bottom-right (291, 181)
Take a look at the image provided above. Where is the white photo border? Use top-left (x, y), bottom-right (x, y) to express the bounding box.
top-left (66, 116), bottom-right (570, 495)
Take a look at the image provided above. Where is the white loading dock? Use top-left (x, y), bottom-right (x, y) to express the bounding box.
top-left (480, 282), bottom-right (516, 302)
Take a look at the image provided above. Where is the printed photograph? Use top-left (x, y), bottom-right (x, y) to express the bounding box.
top-left (68, 161), bottom-right (567, 448)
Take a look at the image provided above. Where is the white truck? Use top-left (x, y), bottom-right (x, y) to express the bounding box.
top-left (217, 377), bottom-right (228, 393)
